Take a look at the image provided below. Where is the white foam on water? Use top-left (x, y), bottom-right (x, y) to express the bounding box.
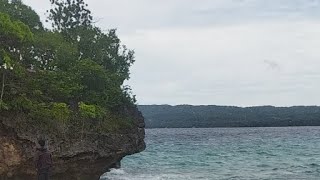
top-left (100, 169), bottom-right (126, 180)
top-left (101, 169), bottom-right (207, 180)
top-left (108, 169), bottom-right (126, 175)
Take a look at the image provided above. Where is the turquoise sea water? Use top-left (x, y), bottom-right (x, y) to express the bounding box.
top-left (102, 127), bottom-right (320, 180)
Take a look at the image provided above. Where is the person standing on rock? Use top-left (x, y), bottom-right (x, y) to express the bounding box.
top-left (34, 139), bottom-right (53, 180)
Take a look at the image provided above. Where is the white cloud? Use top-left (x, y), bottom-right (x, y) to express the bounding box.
top-left (125, 21), bottom-right (320, 106)
top-left (22, 0), bottom-right (320, 106)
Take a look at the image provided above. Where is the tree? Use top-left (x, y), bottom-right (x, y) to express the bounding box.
top-left (0, 0), bottom-right (43, 32)
top-left (47, 0), bottom-right (136, 108)
top-left (0, 12), bottom-right (33, 109)
top-left (0, 0), bottom-right (137, 134)
top-left (48, 0), bottom-right (92, 31)
top-left (48, 1), bottom-right (135, 84)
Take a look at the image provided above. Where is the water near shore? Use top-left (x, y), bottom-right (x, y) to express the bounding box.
top-left (102, 127), bottom-right (320, 180)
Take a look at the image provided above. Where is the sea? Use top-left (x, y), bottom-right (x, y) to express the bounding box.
top-left (101, 127), bottom-right (320, 180)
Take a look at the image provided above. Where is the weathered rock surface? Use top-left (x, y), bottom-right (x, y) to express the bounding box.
top-left (0, 106), bottom-right (145, 180)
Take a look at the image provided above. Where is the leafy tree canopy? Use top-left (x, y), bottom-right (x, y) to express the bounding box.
top-left (0, 0), bottom-right (137, 135)
top-left (0, 0), bottom-right (43, 32)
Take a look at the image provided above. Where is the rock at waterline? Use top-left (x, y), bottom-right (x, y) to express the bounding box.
top-left (0, 107), bottom-right (145, 180)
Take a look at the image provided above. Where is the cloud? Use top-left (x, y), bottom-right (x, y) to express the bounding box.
top-left (263, 60), bottom-right (280, 70)
top-left (23, 0), bottom-right (320, 106)
top-left (24, 0), bottom-right (320, 31)
top-left (126, 21), bottom-right (320, 106)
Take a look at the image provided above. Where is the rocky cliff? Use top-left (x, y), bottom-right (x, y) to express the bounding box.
top-left (0, 106), bottom-right (145, 180)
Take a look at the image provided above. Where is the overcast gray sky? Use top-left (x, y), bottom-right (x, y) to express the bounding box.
top-left (23, 0), bottom-right (320, 106)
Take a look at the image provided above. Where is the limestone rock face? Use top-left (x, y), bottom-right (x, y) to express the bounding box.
top-left (0, 106), bottom-right (145, 180)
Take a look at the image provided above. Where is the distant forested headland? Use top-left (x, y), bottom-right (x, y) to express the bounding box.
top-left (139, 105), bottom-right (320, 128)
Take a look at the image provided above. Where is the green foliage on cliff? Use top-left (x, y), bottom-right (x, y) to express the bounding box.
top-left (0, 0), bottom-right (136, 134)
top-left (0, 0), bottom-right (43, 32)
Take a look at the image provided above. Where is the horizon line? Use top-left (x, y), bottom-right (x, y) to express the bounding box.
top-left (137, 104), bottom-right (320, 108)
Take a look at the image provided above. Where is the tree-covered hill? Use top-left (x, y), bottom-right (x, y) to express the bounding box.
top-left (139, 105), bottom-right (320, 128)
top-left (0, 0), bottom-right (137, 135)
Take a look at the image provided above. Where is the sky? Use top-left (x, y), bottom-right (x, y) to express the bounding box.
top-left (23, 0), bottom-right (320, 107)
